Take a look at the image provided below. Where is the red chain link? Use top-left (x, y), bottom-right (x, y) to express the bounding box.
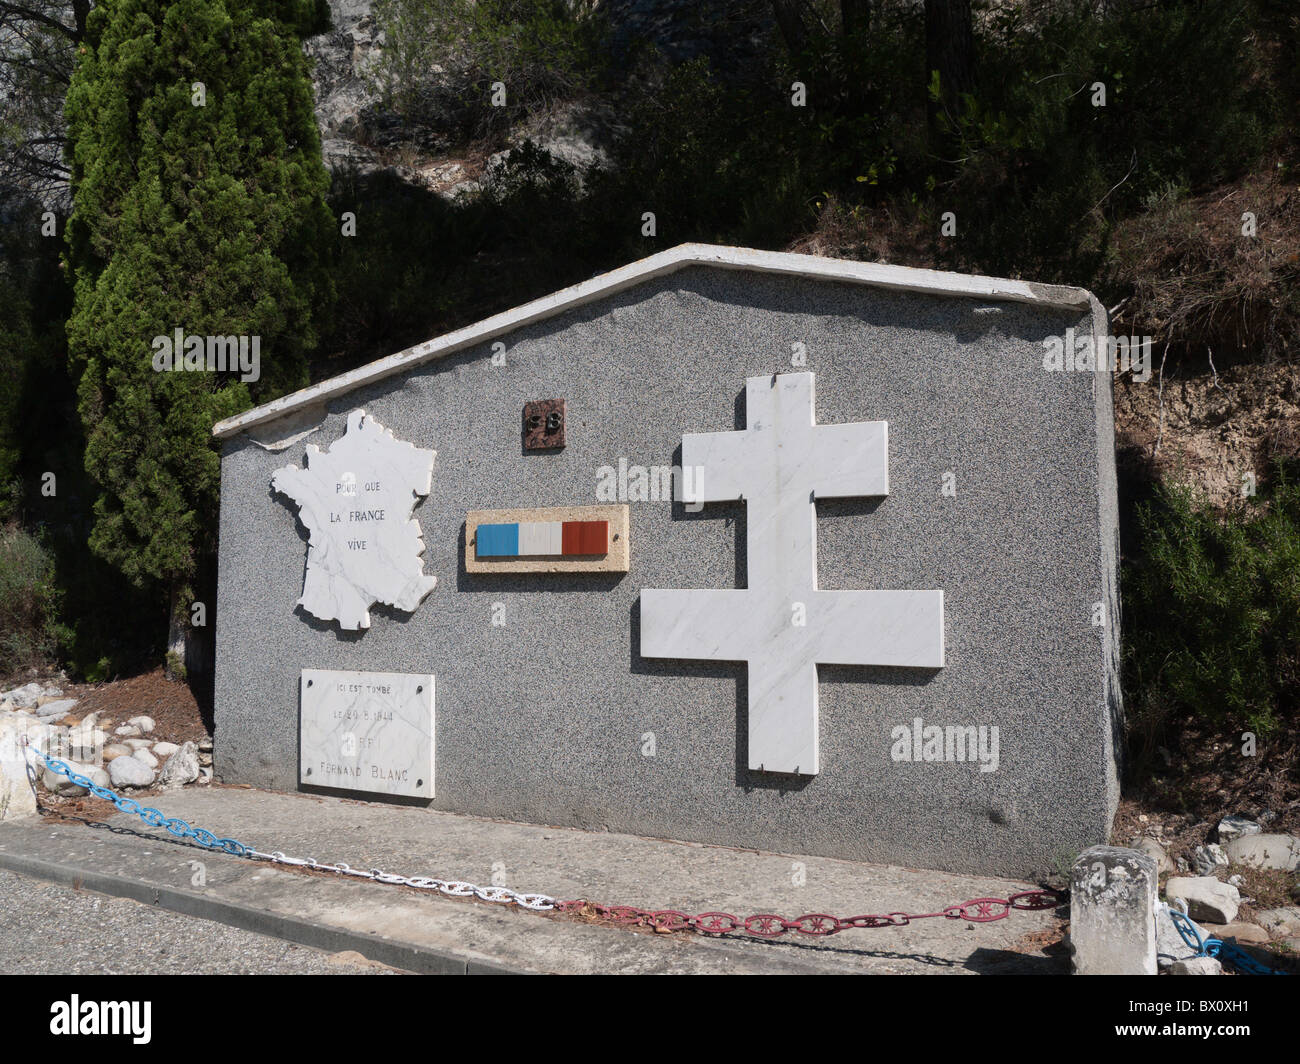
top-left (551, 889), bottom-right (1065, 937)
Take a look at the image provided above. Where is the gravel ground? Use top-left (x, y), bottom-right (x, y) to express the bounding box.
top-left (0, 868), bottom-right (406, 974)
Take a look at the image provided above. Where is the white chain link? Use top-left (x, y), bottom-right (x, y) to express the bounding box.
top-left (243, 849), bottom-right (556, 910)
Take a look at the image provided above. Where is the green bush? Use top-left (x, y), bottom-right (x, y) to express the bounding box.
top-left (369, 0), bottom-right (609, 142)
top-left (323, 143), bottom-right (601, 367)
top-left (0, 525), bottom-right (65, 676)
top-left (581, 56), bottom-right (831, 254)
top-left (1123, 467), bottom-right (1300, 757)
top-left (927, 0), bottom-right (1274, 282)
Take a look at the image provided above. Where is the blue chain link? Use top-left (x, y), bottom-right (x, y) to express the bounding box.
top-left (1169, 907), bottom-right (1287, 976)
top-left (28, 748), bottom-right (249, 857)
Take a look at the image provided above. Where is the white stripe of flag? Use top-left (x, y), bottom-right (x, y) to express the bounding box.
top-left (517, 521), bottom-right (563, 555)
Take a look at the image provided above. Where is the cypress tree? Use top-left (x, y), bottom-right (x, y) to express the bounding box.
top-left (64, 0), bottom-right (333, 671)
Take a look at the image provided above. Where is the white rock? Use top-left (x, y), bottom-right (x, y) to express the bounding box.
top-left (1224, 834), bottom-right (1300, 871)
top-left (127, 715), bottom-right (155, 734)
top-left (4, 683), bottom-right (43, 709)
top-left (1256, 907), bottom-right (1300, 938)
top-left (156, 741), bottom-right (200, 789)
top-left (1136, 837), bottom-right (1174, 874)
top-left (1166, 876), bottom-right (1241, 924)
top-left (1217, 814), bottom-right (1262, 842)
top-left (33, 718), bottom-right (67, 749)
top-left (0, 768), bottom-right (37, 820)
top-left (114, 725), bottom-right (141, 739)
top-left (152, 742), bottom-right (179, 758)
top-left (41, 766), bottom-right (79, 795)
top-left (42, 759), bottom-right (110, 796)
top-left (107, 755), bottom-right (156, 788)
top-left (0, 716), bottom-right (24, 758)
top-left (36, 698), bottom-right (77, 719)
top-left (101, 743), bottom-right (133, 762)
top-left (124, 738), bottom-right (152, 751)
top-left (31, 726), bottom-right (70, 764)
top-left (1215, 920), bottom-right (1270, 944)
top-left (133, 748), bottom-right (158, 770)
top-left (1193, 843), bottom-right (1230, 875)
top-left (78, 711), bottom-right (100, 730)
top-left (1170, 957), bottom-right (1222, 975)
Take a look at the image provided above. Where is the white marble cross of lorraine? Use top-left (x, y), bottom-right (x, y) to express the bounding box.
top-left (641, 372), bottom-right (944, 775)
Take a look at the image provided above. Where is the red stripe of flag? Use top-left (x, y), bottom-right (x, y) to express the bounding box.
top-left (561, 520), bottom-right (608, 556)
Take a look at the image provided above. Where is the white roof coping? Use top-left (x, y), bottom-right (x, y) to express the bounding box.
top-left (212, 242), bottom-right (1098, 440)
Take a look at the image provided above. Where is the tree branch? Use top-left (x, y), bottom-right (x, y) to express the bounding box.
top-left (0, 1), bottom-right (79, 41)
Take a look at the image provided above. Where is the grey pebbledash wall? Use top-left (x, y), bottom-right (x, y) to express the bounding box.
top-left (213, 253), bottom-right (1122, 878)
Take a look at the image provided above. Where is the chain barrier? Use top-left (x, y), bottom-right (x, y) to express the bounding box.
top-left (25, 744), bottom-right (1068, 938)
top-left (1168, 908), bottom-right (1288, 976)
top-left (549, 890), bottom-right (1063, 938)
top-left (31, 744), bottom-right (250, 855)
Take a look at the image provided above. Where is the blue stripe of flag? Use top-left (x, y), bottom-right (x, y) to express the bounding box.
top-left (476, 523), bottom-right (519, 556)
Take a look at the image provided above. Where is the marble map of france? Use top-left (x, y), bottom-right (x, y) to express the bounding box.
top-left (271, 409), bottom-right (437, 630)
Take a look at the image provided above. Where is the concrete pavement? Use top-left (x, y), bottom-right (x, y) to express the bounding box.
top-left (0, 786), bottom-right (1067, 974)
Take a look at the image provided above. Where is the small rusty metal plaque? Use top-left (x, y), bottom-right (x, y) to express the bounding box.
top-left (523, 399), bottom-right (565, 450)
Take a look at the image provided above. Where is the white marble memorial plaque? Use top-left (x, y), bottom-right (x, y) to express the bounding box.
top-left (299, 668), bottom-right (434, 798)
top-left (272, 409), bottom-right (437, 631)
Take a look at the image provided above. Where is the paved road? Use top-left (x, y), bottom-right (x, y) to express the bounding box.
top-left (0, 867), bottom-right (404, 974)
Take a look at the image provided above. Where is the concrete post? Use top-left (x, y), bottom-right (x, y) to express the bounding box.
top-left (1070, 845), bottom-right (1158, 975)
top-left (0, 719), bottom-right (39, 821)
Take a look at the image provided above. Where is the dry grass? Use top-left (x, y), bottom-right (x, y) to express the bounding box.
top-left (785, 194), bottom-right (939, 271)
top-left (1108, 168), bottom-right (1300, 365)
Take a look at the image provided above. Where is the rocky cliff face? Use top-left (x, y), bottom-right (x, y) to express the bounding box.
top-left (302, 0), bottom-right (776, 184)
top-left (304, 0), bottom-right (386, 174)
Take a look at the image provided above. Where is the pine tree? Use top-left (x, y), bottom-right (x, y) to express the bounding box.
top-left (64, 0), bottom-right (333, 671)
